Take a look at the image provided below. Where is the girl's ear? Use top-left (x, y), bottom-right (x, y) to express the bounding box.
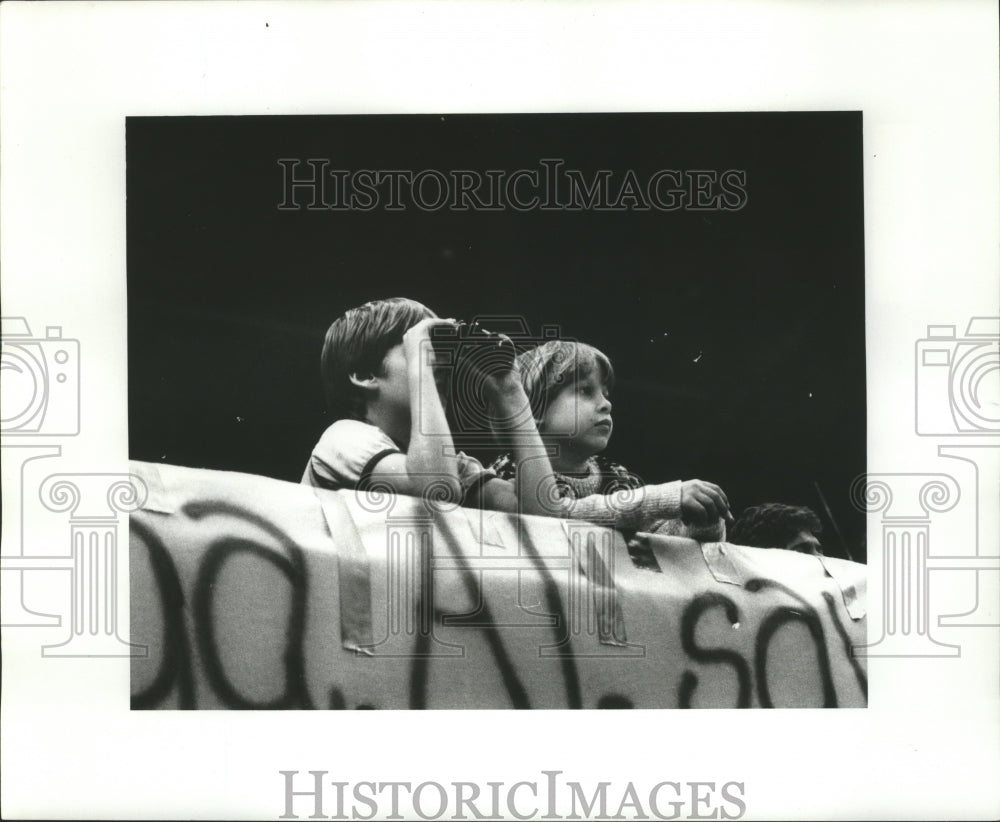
top-left (348, 372), bottom-right (378, 391)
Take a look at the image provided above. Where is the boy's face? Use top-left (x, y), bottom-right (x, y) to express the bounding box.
top-left (376, 343), bottom-right (412, 413)
top-left (539, 371), bottom-right (613, 458)
top-left (375, 341), bottom-right (449, 416)
top-left (786, 529), bottom-right (823, 556)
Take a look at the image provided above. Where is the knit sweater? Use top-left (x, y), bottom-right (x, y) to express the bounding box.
top-left (489, 452), bottom-right (686, 534)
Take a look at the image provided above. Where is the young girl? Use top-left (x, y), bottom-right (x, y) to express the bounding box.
top-left (490, 340), bottom-right (731, 537)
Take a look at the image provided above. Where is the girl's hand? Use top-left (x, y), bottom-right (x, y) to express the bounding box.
top-left (477, 335), bottom-right (532, 423)
top-left (680, 479), bottom-right (733, 524)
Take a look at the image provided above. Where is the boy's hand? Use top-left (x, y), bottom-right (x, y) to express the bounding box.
top-left (403, 317), bottom-right (456, 358)
top-left (680, 479), bottom-right (732, 525)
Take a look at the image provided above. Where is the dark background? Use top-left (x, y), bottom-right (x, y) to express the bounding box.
top-left (127, 113), bottom-right (867, 561)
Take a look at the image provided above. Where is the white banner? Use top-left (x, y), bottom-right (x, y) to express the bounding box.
top-left (129, 461), bottom-right (867, 709)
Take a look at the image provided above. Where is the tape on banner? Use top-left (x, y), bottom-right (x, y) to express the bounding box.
top-left (464, 508), bottom-right (508, 551)
top-left (134, 462), bottom-right (178, 515)
top-left (559, 521), bottom-right (629, 646)
top-left (700, 542), bottom-right (744, 586)
top-left (625, 532), bottom-right (663, 573)
top-left (584, 532), bottom-right (629, 646)
top-left (817, 554), bottom-right (866, 621)
top-left (313, 489), bottom-right (375, 654)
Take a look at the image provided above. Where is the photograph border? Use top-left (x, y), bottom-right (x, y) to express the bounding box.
top-left (2, 2), bottom-right (998, 819)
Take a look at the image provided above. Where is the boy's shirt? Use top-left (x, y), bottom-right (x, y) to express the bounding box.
top-left (303, 419), bottom-right (496, 501)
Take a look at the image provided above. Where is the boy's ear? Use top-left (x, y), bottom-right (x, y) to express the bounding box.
top-left (348, 372), bottom-right (378, 392)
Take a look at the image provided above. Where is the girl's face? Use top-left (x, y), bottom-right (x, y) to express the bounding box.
top-left (539, 371), bottom-right (613, 460)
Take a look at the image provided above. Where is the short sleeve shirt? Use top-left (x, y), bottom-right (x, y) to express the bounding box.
top-left (302, 419), bottom-right (496, 500)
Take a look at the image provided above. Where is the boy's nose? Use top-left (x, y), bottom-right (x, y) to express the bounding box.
top-left (598, 395), bottom-right (612, 413)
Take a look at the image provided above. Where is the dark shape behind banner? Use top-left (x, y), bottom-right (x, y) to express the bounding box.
top-left (126, 112), bottom-right (866, 561)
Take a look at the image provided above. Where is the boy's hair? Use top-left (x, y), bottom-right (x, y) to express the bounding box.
top-left (517, 340), bottom-right (614, 421)
top-left (320, 297), bottom-right (435, 420)
top-left (728, 503), bottom-right (823, 549)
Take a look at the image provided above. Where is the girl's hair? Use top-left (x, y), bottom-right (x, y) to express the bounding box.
top-left (320, 297), bottom-right (435, 420)
top-left (517, 340), bottom-right (614, 421)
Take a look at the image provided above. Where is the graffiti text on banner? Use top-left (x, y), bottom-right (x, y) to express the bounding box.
top-left (129, 461), bottom-right (867, 710)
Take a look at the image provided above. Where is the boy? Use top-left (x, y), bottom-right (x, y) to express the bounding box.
top-left (729, 503), bottom-right (824, 555)
top-left (302, 297), bottom-right (560, 513)
top-left (490, 339), bottom-right (732, 534)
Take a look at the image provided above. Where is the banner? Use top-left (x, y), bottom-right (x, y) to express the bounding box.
top-left (129, 461), bottom-right (867, 709)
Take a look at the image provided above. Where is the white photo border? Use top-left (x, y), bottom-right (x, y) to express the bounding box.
top-left (1, 1), bottom-right (998, 820)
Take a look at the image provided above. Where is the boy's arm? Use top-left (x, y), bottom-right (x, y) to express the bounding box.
top-left (366, 319), bottom-right (463, 502)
